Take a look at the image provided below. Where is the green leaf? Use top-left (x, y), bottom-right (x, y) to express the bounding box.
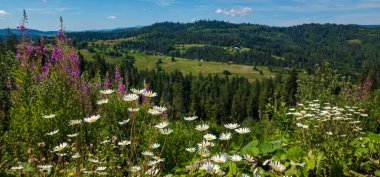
top-left (374, 170), bottom-right (380, 176)
top-left (241, 140), bottom-right (260, 156)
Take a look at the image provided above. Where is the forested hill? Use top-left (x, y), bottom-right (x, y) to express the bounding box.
top-left (69, 21), bottom-right (380, 77)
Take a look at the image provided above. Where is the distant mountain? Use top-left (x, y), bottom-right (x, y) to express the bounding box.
top-left (0, 26), bottom-right (144, 37)
top-left (0, 28), bottom-right (57, 37)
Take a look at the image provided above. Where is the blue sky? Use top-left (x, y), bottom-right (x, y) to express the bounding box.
top-left (0, 0), bottom-right (380, 31)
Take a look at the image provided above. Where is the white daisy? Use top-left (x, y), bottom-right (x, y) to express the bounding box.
top-left (148, 109), bottom-right (162, 115)
top-left (203, 133), bottom-right (217, 141)
top-left (224, 123), bottom-right (240, 129)
top-left (195, 124), bottom-right (209, 131)
top-left (96, 166), bottom-right (107, 171)
top-left (130, 166), bottom-right (141, 173)
top-left (130, 88), bottom-right (145, 95)
top-left (88, 158), bottom-right (99, 163)
top-left (67, 133), bottom-right (78, 138)
top-left (118, 119), bottom-right (130, 125)
top-left (72, 153), bottom-right (81, 159)
top-left (123, 94), bottom-right (139, 102)
top-left (219, 132), bottom-right (232, 141)
top-left (155, 121), bottom-right (169, 129)
top-left (53, 142), bottom-right (67, 152)
top-left (96, 99), bottom-right (109, 105)
top-left (150, 143), bottom-right (160, 149)
top-left (118, 140), bottom-right (131, 146)
top-left (269, 161), bottom-right (286, 172)
top-left (10, 166), bottom-right (24, 170)
top-left (211, 155), bottom-right (227, 163)
top-left (42, 114), bottom-right (56, 119)
top-left (84, 115), bottom-right (101, 123)
top-left (186, 147), bottom-right (196, 153)
top-left (46, 129), bottom-right (59, 136)
top-left (230, 154), bottom-right (242, 162)
top-left (235, 128), bottom-right (251, 134)
top-left (69, 119), bottom-right (82, 126)
top-left (153, 106), bottom-right (167, 112)
top-left (143, 91), bottom-right (157, 97)
top-left (100, 89), bottom-right (114, 95)
top-left (184, 116), bottom-right (198, 121)
top-left (243, 154), bottom-right (255, 163)
top-left (142, 151), bottom-right (154, 156)
top-left (128, 108), bottom-right (140, 112)
top-left (160, 128), bottom-right (173, 135)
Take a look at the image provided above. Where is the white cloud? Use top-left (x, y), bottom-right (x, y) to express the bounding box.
top-left (107, 15), bottom-right (116, 20)
top-left (0, 10), bottom-right (8, 17)
top-left (215, 7), bottom-right (253, 17)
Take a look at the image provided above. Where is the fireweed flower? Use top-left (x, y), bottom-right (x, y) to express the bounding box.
top-left (42, 114), bottom-right (56, 119)
top-left (143, 90), bottom-right (157, 97)
top-left (84, 115), bottom-right (101, 123)
top-left (99, 89), bottom-right (114, 95)
top-left (195, 124), bottom-right (209, 131)
top-left (219, 132), bottom-right (232, 141)
top-left (224, 123), bottom-right (240, 129)
top-left (53, 142), bottom-right (67, 152)
top-left (235, 128), bottom-right (251, 134)
top-left (204, 133), bottom-right (217, 141)
top-left (155, 121), bottom-right (169, 129)
top-left (118, 119), bottom-right (130, 125)
top-left (150, 143), bottom-right (160, 149)
top-left (128, 108), bottom-right (140, 112)
top-left (69, 119), bottom-right (82, 126)
top-left (160, 128), bottom-right (173, 135)
top-left (123, 93), bottom-right (139, 102)
top-left (186, 147), bottom-right (196, 153)
top-left (184, 116), bottom-right (198, 121)
top-left (46, 129), bottom-right (59, 136)
top-left (96, 99), bottom-right (109, 105)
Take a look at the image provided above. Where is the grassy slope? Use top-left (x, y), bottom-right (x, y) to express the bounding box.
top-left (80, 49), bottom-right (275, 82)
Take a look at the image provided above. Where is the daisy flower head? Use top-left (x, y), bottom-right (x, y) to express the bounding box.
top-left (53, 142), bottom-right (67, 152)
top-left (72, 153), bottom-right (81, 159)
top-left (84, 115), bottom-right (101, 123)
top-left (143, 90), bottom-right (157, 98)
top-left (199, 162), bottom-right (214, 171)
top-left (195, 124), bottom-right (209, 131)
top-left (118, 119), bottom-right (130, 125)
top-left (269, 161), bottom-right (286, 172)
top-left (88, 158), bottom-right (99, 163)
top-left (130, 88), bottom-right (145, 95)
top-left (11, 166), bottom-right (24, 170)
top-left (230, 154), bottom-right (242, 162)
top-left (198, 148), bottom-right (210, 157)
top-left (69, 119), bottom-right (82, 126)
top-left (160, 128), bottom-right (173, 135)
top-left (186, 147), bottom-right (196, 153)
top-left (150, 143), bottom-right (160, 149)
top-left (38, 165), bottom-right (53, 173)
top-left (155, 121), bottom-right (169, 129)
top-left (148, 109), bottom-right (162, 115)
top-left (100, 89), bottom-right (114, 95)
top-left (219, 132), bottom-right (232, 141)
top-left (243, 154), bottom-right (255, 163)
top-left (118, 140), bottom-right (131, 146)
top-left (153, 106), bottom-right (167, 113)
top-left (198, 140), bottom-right (214, 148)
top-left (96, 166), bottom-right (107, 171)
top-left (123, 93), bottom-right (139, 102)
top-left (130, 166), bottom-right (141, 173)
top-left (96, 99), bottom-right (108, 105)
top-left (235, 127), bottom-right (251, 134)
top-left (224, 123), bottom-right (240, 129)
top-left (145, 167), bottom-right (160, 176)
top-left (128, 107), bottom-right (140, 112)
top-left (67, 133), bottom-right (79, 138)
top-left (184, 116), bottom-right (198, 121)
top-left (46, 129), bottom-right (59, 136)
top-left (142, 151), bottom-right (154, 156)
top-left (211, 155), bottom-right (227, 163)
top-left (203, 133), bottom-right (217, 141)
top-left (42, 114), bottom-right (55, 119)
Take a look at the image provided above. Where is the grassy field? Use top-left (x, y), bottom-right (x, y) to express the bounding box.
top-left (79, 49), bottom-right (276, 82)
